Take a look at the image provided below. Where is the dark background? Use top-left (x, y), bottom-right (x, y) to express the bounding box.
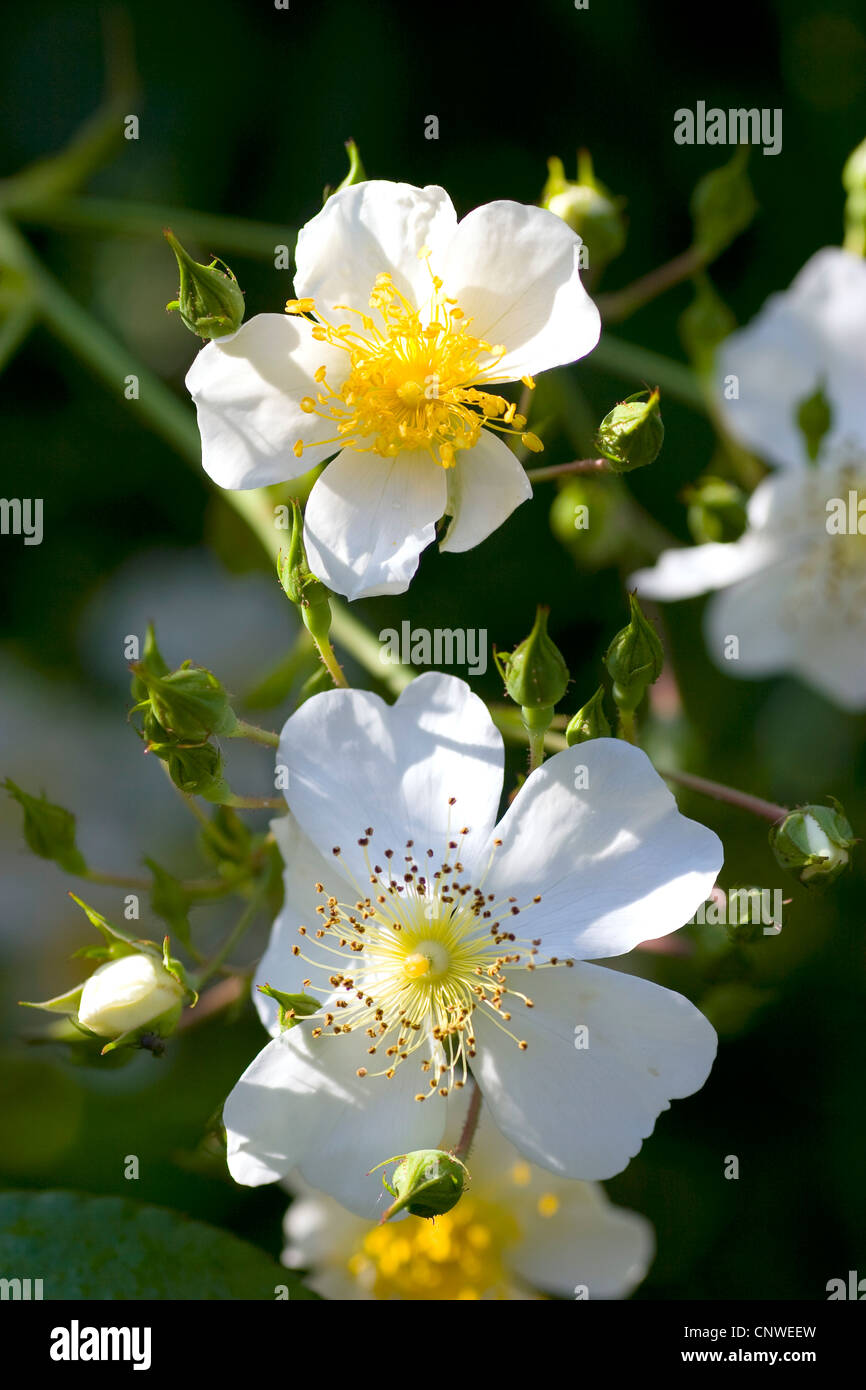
top-left (1, 0), bottom-right (864, 1299)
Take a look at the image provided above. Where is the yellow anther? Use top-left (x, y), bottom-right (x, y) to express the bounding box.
top-left (537, 1193), bottom-right (560, 1218)
top-left (521, 374), bottom-right (536, 390)
top-left (396, 380), bottom-right (425, 406)
top-left (300, 397), bottom-right (316, 413)
top-left (293, 440), bottom-right (304, 458)
top-left (285, 297), bottom-right (315, 314)
top-left (521, 431), bottom-right (544, 453)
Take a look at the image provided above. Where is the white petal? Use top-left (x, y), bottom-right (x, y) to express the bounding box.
top-left (631, 534), bottom-right (778, 601)
top-left (474, 961), bottom-right (717, 1180)
top-left (294, 181), bottom-right (458, 312)
top-left (224, 1026), bottom-right (446, 1216)
top-left (485, 739), bottom-right (722, 959)
top-left (254, 814), bottom-right (352, 1035)
top-left (277, 672), bottom-right (504, 887)
top-left (441, 201), bottom-right (601, 380)
top-left (303, 447), bottom-right (446, 600)
top-left (716, 248), bottom-right (866, 468)
top-left (705, 567), bottom-right (866, 710)
top-left (185, 314), bottom-right (346, 488)
top-left (508, 1181), bottom-right (654, 1300)
top-left (439, 429), bottom-right (533, 553)
top-left (282, 1188), bottom-right (367, 1270)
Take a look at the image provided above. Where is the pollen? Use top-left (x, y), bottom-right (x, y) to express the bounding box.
top-left (284, 811), bottom-right (563, 1096)
top-left (285, 261), bottom-right (539, 469)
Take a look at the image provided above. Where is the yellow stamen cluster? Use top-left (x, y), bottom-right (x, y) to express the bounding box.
top-left (286, 252), bottom-right (541, 467)
top-left (286, 807), bottom-right (568, 1096)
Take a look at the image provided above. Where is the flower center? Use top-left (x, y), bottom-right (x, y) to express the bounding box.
top-left (346, 1194), bottom-right (520, 1300)
top-left (287, 812), bottom-right (569, 1097)
top-left (286, 252), bottom-right (542, 468)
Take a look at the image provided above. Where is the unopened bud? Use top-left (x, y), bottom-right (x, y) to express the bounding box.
top-left (565, 687), bottom-right (611, 745)
top-left (596, 389), bottom-right (664, 473)
top-left (769, 801), bottom-right (855, 886)
top-left (690, 147), bottom-right (757, 260)
top-left (132, 662), bottom-right (238, 742)
top-left (541, 152), bottom-right (626, 274)
top-left (77, 952), bottom-right (185, 1040)
top-left (496, 606), bottom-right (569, 717)
top-left (164, 229), bottom-right (245, 339)
top-left (684, 475), bottom-right (748, 544)
top-left (604, 593), bottom-right (664, 711)
top-left (380, 1149), bottom-right (467, 1222)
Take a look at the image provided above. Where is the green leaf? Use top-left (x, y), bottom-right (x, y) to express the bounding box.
top-left (0, 1190), bottom-right (317, 1299)
top-left (3, 778), bottom-right (87, 875)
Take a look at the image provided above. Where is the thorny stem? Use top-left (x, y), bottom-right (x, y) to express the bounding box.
top-left (231, 720), bottom-right (280, 748)
top-left (313, 631), bottom-right (349, 688)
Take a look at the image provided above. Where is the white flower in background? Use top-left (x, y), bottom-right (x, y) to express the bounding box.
top-left (223, 673), bottom-right (721, 1217)
top-left (186, 181), bottom-right (600, 600)
top-left (282, 1106), bottom-right (654, 1301)
top-left (77, 954), bottom-right (185, 1038)
top-left (633, 249), bottom-right (866, 710)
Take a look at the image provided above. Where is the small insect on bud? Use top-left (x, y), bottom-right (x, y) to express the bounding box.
top-left (164, 229), bottom-right (245, 339)
top-left (565, 686), bottom-right (611, 745)
top-left (769, 801), bottom-right (856, 886)
top-left (596, 389), bottom-right (664, 474)
top-left (379, 1149), bottom-right (468, 1222)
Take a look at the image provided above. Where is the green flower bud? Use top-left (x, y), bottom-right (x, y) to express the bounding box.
top-left (3, 779), bottom-right (87, 875)
top-left (843, 136), bottom-right (866, 257)
top-left (167, 742), bottom-right (231, 802)
top-left (129, 623), bottom-right (169, 704)
top-left (496, 607), bottom-right (569, 712)
top-left (678, 273), bottom-right (737, 374)
top-left (769, 801), bottom-right (855, 886)
top-left (164, 229), bottom-right (245, 340)
top-left (132, 663), bottom-right (238, 742)
top-left (690, 147), bottom-right (757, 260)
top-left (684, 475), bottom-right (748, 544)
top-left (277, 500), bottom-right (333, 647)
top-left (596, 390), bottom-right (664, 473)
top-left (381, 1149), bottom-right (467, 1222)
top-left (257, 984), bottom-right (320, 1031)
top-left (566, 687), bottom-right (611, 745)
top-left (541, 152), bottom-right (626, 274)
top-left (795, 381), bottom-right (832, 464)
top-left (604, 593), bottom-right (664, 711)
top-left (549, 475), bottom-right (632, 571)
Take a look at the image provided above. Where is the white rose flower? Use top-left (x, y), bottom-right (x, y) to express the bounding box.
top-left (186, 181), bottom-right (600, 600)
top-left (223, 672), bottom-right (721, 1217)
top-left (282, 1106), bottom-right (655, 1301)
top-left (632, 248), bottom-right (866, 709)
top-left (77, 953), bottom-right (185, 1038)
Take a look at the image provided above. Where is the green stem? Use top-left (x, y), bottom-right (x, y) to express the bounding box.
top-left (597, 246), bottom-right (708, 324)
top-left (196, 892), bottom-right (264, 988)
top-left (15, 196), bottom-right (292, 260)
top-left (224, 794), bottom-right (283, 810)
top-left (527, 728), bottom-right (547, 772)
top-left (657, 768), bottom-right (789, 823)
top-left (524, 457), bottom-right (610, 484)
top-left (313, 631), bottom-right (349, 688)
top-left (230, 719), bottom-right (280, 748)
top-left (617, 707), bottom-right (638, 744)
top-left (589, 333), bottom-right (706, 413)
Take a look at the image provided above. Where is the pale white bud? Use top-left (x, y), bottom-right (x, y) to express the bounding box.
top-left (77, 954), bottom-right (185, 1038)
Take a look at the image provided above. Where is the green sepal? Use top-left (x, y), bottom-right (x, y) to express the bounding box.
top-left (257, 984), bottom-right (320, 1031)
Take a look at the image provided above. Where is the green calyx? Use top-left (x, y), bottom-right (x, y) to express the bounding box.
top-left (164, 228), bottom-right (245, 339)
